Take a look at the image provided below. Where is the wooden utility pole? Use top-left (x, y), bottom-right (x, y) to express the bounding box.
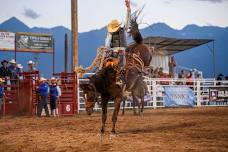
top-left (71, 0), bottom-right (78, 71)
top-left (64, 33), bottom-right (68, 72)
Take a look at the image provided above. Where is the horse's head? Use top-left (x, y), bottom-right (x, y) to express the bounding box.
top-left (80, 83), bottom-right (97, 115)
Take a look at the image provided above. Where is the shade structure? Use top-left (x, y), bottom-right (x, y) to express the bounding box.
top-left (143, 36), bottom-right (213, 55)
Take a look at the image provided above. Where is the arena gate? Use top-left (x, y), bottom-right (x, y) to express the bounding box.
top-left (1, 72), bottom-right (78, 116)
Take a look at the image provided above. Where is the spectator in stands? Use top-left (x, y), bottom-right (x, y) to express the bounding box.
top-left (0, 78), bottom-right (5, 118)
top-left (216, 73), bottom-right (224, 85)
top-left (49, 77), bottom-right (61, 117)
top-left (186, 71), bottom-right (193, 86)
top-left (8, 59), bottom-right (20, 85)
top-left (153, 68), bottom-right (159, 78)
top-left (27, 60), bottom-right (36, 72)
top-left (225, 76), bottom-right (228, 80)
top-left (178, 70), bottom-right (185, 79)
top-left (168, 56), bottom-right (176, 78)
top-left (0, 60), bottom-right (12, 85)
top-left (37, 77), bottom-right (50, 117)
top-left (158, 67), bottom-right (164, 77)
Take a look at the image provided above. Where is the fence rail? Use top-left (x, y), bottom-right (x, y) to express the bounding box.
top-left (78, 76), bottom-right (228, 112)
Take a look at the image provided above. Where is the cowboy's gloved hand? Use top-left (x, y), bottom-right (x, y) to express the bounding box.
top-left (125, 0), bottom-right (131, 10)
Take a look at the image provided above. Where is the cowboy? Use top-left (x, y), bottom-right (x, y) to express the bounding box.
top-left (0, 60), bottom-right (12, 85)
top-left (49, 77), bottom-right (61, 117)
top-left (37, 77), bottom-right (50, 117)
top-left (8, 59), bottom-right (20, 85)
top-left (0, 78), bottom-right (5, 118)
top-left (27, 60), bottom-right (36, 72)
top-left (17, 64), bottom-right (23, 73)
top-left (105, 0), bottom-right (131, 68)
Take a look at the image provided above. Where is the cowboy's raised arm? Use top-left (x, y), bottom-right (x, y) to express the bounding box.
top-left (105, 32), bottom-right (112, 48)
top-left (125, 0), bottom-right (131, 30)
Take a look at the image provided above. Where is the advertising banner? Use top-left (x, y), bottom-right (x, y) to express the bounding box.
top-left (164, 86), bottom-right (195, 107)
top-left (0, 31), bottom-right (15, 51)
top-left (16, 32), bottom-right (53, 53)
top-left (209, 87), bottom-right (228, 102)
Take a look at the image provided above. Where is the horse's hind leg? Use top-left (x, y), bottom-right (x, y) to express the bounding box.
top-left (141, 96), bottom-right (144, 115)
top-left (101, 101), bottom-right (108, 134)
top-left (111, 97), bottom-right (121, 134)
top-left (122, 97), bottom-right (126, 115)
top-left (132, 96), bottom-right (136, 115)
top-left (132, 95), bottom-right (139, 115)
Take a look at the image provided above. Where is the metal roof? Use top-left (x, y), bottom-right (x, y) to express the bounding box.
top-left (143, 36), bottom-right (214, 56)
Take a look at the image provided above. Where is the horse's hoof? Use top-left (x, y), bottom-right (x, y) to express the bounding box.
top-left (98, 133), bottom-right (104, 142)
top-left (100, 129), bottom-right (105, 134)
top-left (109, 134), bottom-right (116, 140)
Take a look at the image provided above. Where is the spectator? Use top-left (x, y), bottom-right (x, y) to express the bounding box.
top-left (17, 64), bottom-right (23, 80)
top-left (17, 64), bottom-right (23, 73)
top-left (0, 78), bottom-right (5, 118)
top-left (178, 70), bottom-right (186, 79)
top-left (225, 76), bottom-right (228, 80)
top-left (0, 60), bottom-right (12, 85)
top-left (37, 77), bottom-right (50, 117)
top-left (216, 73), bottom-right (224, 85)
top-left (186, 71), bottom-right (193, 86)
top-left (8, 59), bottom-right (20, 85)
top-left (158, 67), bottom-right (164, 77)
top-left (49, 77), bottom-right (61, 117)
top-left (27, 60), bottom-right (36, 72)
top-left (168, 56), bottom-right (176, 78)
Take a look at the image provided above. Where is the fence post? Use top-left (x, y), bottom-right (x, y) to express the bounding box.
top-left (196, 80), bottom-right (201, 107)
top-left (77, 73), bottom-right (80, 114)
top-left (152, 79), bottom-right (157, 109)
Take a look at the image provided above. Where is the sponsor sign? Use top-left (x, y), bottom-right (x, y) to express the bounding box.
top-left (16, 32), bottom-right (53, 53)
top-left (164, 86), bottom-right (195, 107)
top-left (209, 87), bottom-right (228, 102)
top-left (0, 31), bottom-right (15, 50)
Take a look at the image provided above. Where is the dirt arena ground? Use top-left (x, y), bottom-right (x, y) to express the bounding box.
top-left (0, 107), bottom-right (228, 152)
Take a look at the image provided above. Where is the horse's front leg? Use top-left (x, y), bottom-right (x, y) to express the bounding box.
top-left (111, 97), bottom-right (121, 134)
top-left (101, 101), bottom-right (108, 134)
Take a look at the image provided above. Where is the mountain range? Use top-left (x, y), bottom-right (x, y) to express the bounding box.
top-left (0, 17), bottom-right (228, 78)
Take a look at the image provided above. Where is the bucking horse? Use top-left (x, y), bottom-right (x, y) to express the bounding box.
top-left (122, 9), bottom-right (152, 115)
top-left (80, 9), bottom-right (152, 135)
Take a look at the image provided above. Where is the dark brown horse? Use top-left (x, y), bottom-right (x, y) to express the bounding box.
top-left (80, 66), bottom-right (122, 135)
top-left (122, 9), bottom-right (152, 115)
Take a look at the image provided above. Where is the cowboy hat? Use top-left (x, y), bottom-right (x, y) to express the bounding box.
top-left (1, 60), bottom-right (8, 65)
top-left (9, 59), bottom-right (16, 64)
top-left (50, 77), bottom-right (57, 82)
top-left (0, 78), bottom-right (5, 83)
top-left (17, 64), bottom-right (23, 69)
top-left (107, 20), bottom-right (121, 33)
top-left (39, 77), bottom-right (47, 82)
top-left (27, 60), bottom-right (34, 65)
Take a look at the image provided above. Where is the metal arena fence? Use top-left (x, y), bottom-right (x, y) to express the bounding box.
top-left (78, 76), bottom-right (228, 112)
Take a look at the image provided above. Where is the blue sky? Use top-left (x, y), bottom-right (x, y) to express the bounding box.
top-left (0, 0), bottom-right (228, 32)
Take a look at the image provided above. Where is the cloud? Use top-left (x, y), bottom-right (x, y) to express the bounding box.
top-left (196, 0), bottom-right (224, 3)
top-left (164, 0), bottom-right (174, 4)
top-left (23, 8), bottom-right (40, 19)
top-left (164, 0), bottom-right (225, 4)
